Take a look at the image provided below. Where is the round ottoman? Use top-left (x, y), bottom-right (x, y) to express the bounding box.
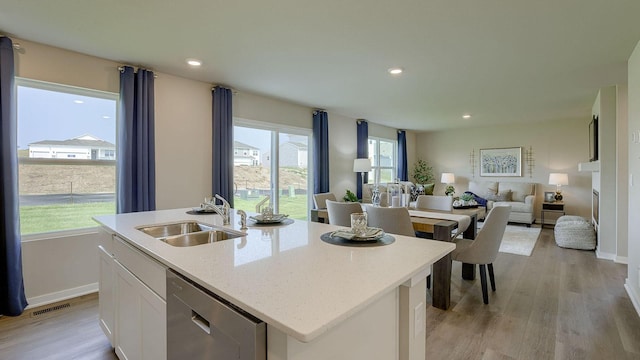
top-left (554, 216), bottom-right (596, 250)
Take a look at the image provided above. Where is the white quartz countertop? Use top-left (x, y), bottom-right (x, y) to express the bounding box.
top-left (94, 208), bottom-right (454, 343)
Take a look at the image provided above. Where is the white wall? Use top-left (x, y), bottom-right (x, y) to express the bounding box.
top-left (594, 87), bottom-right (618, 258)
top-left (626, 40), bottom-right (640, 316)
top-left (616, 85), bottom-right (629, 260)
top-left (415, 118), bottom-right (592, 221)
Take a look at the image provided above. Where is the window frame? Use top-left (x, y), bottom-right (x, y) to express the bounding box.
top-left (233, 118), bottom-right (313, 216)
top-left (15, 77), bottom-right (119, 239)
top-left (368, 136), bottom-right (397, 185)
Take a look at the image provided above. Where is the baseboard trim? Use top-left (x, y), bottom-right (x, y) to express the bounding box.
top-left (596, 249), bottom-right (616, 261)
top-left (625, 280), bottom-right (640, 318)
top-left (26, 283), bottom-right (98, 309)
top-left (615, 256), bottom-right (629, 264)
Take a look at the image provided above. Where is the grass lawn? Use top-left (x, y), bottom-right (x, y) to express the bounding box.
top-left (233, 194), bottom-right (309, 220)
top-left (20, 202), bottom-right (116, 235)
top-left (19, 194), bottom-right (309, 234)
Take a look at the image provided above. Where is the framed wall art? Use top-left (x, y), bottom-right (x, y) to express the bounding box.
top-left (480, 147), bottom-right (522, 177)
top-left (544, 191), bottom-right (555, 202)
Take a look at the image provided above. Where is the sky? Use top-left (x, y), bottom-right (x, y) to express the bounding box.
top-left (17, 86), bottom-right (116, 149)
top-left (16, 84), bottom-right (306, 152)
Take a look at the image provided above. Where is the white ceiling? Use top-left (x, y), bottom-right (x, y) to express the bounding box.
top-left (2, 1), bottom-right (640, 131)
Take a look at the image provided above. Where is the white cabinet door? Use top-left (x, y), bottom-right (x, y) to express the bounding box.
top-left (115, 261), bottom-right (167, 360)
top-left (98, 245), bottom-right (116, 347)
top-left (140, 283), bottom-right (166, 360)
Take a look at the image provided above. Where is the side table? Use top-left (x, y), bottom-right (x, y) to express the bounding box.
top-left (541, 201), bottom-right (565, 228)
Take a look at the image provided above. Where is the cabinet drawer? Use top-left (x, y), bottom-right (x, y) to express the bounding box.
top-left (97, 228), bottom-right (115, 255)
top-left (114, 236), bottom-right (167, 300)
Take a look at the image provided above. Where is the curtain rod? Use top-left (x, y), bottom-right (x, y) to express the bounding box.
top-left (0, 35), bottom-right (24, 51)
top-left (117, 66), bottom-right (158, 78)
top-left (211, 85), bottom-right (238, 94)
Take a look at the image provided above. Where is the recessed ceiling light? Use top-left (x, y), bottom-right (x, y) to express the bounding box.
top-left (102, 116), bottom-right (111, 119)
top-left (186, 59), bottom-right (202, 67)
top-left (388, 67), bottom-right (403, 75)
top-left (74, 100), bottom-right (84, 104)
top-left (463, 114), bottom-right (472, 119)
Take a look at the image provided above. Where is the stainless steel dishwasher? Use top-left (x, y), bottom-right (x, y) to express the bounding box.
top-left (167, 269), bottom-right (266, 360)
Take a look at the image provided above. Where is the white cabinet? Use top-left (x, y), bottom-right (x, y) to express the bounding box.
top-left (115, 261), bottom-right (166, 360)
top-left (98, 231), bottom-right (167, 360)
top-left (98, 245), bottom-right (116, 346)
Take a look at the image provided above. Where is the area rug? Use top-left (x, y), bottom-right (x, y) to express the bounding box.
top-left (476, 223), bottom-right (541, 256)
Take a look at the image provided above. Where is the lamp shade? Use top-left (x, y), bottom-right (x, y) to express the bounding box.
top-left (353, 158), bottom-right (372, 173)
top-left (548, 173), bottom-right (568, 186)
top-left (440, 172), bottom-right (455, 184)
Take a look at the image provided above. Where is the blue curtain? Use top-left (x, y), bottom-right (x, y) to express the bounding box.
top-left (356, 120), bottom-right (369, 199)
top-left (212, 86), bottom-right (234, 207)
top-left (397, 130), bottom-right (408, 181)
top-left (117, 66), bottom-right (156, 213)
top-left (0, 36), bottom-right (28, 316)
top-left (312, 111), bottom-right (329, 195)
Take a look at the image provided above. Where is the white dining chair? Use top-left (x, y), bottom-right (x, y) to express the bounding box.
top-left (365, 206), bottom-right (415, 237)
top-left (415, 195), bottom-right (453, 211)
top-left (313, 192), bottom-right (336, 209)
top-left (451, 205), bottom-right (511, 304)
top-left (325, 200), bottom-right (363, 227)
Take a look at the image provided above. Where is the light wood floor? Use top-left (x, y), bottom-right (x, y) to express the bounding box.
top-left (1, 227), bottom-right (638, 359)
top-left (426, 226), bottom-right (640, 359)
top-left (0, 293), bottom-right (117, 360)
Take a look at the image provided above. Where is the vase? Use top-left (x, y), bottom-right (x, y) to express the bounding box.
top-left (371, 186), bottom-right (381, 207)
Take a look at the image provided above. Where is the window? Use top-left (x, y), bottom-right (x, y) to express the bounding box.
top-left (368, 137), bottom-right (396, 185)
top-left (233, 121), bottom-right (312, 220)
top-left (16, 78), bottom-right (118, 235)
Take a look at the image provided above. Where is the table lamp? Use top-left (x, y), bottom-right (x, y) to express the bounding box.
top-left (548, 173), bottom-right (568, 201)
top-left (353, 158), bottom-right (372, 200)
top-left (441, 172), bottom-right (455, 196)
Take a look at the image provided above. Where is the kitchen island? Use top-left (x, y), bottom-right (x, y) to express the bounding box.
top-left (94, 208), bottom-right (455, 360)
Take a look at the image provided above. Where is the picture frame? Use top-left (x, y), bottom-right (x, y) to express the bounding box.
top-left (589, 115), bottom-right (598, 162)
top-left (480, 147), bottom-right (522, 177)
top-left (544, 191), bottom-right (555, 203)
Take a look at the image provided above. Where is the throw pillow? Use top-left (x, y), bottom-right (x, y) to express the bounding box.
top-left (422, 183), bottom-right (435, 195)
top-left (485, 190), bottom-right (512, 202)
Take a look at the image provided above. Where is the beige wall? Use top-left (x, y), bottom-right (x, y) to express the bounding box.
top-left (415, 118), bottom-right (593, 221)
top-left (626, 39), bottom-right (640, 314)
top-left (12, 37), bottom-right (407, 305)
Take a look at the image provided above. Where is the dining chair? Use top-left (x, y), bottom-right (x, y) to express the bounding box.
top-left (415, 195), bottom-right (453, 211)
top-left (325, 200), bottom-right (363, 227)
top-left (451, 205), bottom-right (511, 304)
top-left (365, 206), bottom-right (415, 237)
top-left (313, 192), bottom-right (336, 209)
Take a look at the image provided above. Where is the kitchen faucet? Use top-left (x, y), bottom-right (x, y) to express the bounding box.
top-left (201, 194), bottom-right (231, 225)
top-left (236, 209), bottom-right (248, 230)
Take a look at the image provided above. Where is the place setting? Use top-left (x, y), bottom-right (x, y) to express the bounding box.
top-left (248, 207), bottom-right (294, 227)
top-left (320, 212), bottom-right (395, 247)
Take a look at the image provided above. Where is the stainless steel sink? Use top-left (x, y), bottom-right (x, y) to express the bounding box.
top-left (137, 221), bottom-right (213, 238)
top-left (137, 221), bottom-right (244, 247)
top-left (163, 230), bottom-right (242, 247)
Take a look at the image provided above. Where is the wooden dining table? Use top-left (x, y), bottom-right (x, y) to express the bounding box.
top-left (309, 206), bottom-right (486, 310)
top-left (409, 206), bottom-right (485, 310)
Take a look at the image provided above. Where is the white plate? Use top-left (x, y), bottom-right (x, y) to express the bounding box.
top-left (250, 214), bottom-right (289, 224)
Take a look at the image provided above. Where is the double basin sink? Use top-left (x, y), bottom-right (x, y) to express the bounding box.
top-left (137, 221), bottom-right (244, 247)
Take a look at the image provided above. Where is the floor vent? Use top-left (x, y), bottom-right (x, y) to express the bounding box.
top-left (31, 302), bottom-right (71, 317)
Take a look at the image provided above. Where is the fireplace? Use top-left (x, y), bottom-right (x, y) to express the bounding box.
top-left (592, 190), bottom-right (599, 225)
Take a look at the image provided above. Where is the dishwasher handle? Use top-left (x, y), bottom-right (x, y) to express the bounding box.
top-left (191, 310), bottom-right (211, 334)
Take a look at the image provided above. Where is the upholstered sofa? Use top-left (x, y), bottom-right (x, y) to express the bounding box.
top-left (468, 181), bottom-right (536, 226)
